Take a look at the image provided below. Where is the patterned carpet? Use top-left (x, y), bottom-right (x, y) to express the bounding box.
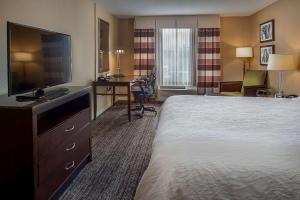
top-left (59, 103), bottom-right (160, 200)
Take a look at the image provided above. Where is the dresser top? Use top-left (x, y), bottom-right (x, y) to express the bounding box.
top-left (0, 86), bottom-right (91, 112)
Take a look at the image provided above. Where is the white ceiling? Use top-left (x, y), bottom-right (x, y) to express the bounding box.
top-left (95, 0), bottom-right (278, 18)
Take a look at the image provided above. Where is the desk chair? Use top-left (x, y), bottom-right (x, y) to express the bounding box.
top-left (219, 70), bottom-right (267, 97)
top-left (131, 68), bottom-right (157, 117)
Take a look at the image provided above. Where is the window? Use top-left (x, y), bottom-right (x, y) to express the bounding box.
top-left (159, 28), bottom-right (194, 87)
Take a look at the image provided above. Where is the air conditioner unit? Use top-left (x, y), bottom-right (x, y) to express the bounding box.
top-left (159, 86), bottom-right (188, 90)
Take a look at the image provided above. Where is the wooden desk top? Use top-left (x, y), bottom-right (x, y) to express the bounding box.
top-left (93, 75), bottom-right (143, 85)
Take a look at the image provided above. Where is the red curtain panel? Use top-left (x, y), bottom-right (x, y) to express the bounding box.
top-left (134, 29), bottom-right (155, 76)
top-left (197, 28), bottom-right (221, 94)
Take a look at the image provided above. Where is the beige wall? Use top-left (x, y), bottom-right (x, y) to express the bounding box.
top-left (118, 19), bottom-right (134, 76)
top-left (0, 0), bottom-right (95, 95)
top-left (221, 17), bottom-right (252, 81)
top-left (114, 0), bottom-right (300, 95)
top-left (95, 4), bottom-right (119, 77)
top-left (95, 3), bottom-right (119, 114)
top-left (221, 0), bottom-right (300, 94)
top-left (251, 0), bottom-right (300, 94)
top-left (127, 16), bottom-right (253, 82)
top-left (104, 0), bottom-right (300, 95)
top-left (0, 0), bottom-right (119, 116)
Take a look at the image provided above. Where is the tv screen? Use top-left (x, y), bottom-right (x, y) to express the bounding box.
top-left (7, 22), bottom-right (72, 95)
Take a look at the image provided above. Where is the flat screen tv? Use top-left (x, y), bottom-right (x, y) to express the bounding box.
top-left (7, 22), bottom-right (72, 96)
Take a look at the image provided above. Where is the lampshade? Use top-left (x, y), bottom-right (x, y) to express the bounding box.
top-left (236, 47), bottom-right (253, 58)
top-left (14, 52), bottom-right (33, 62)
top-left (115, 49), bottom-right (125, 54)
top-left (267, 54), bottom-right (296, 71)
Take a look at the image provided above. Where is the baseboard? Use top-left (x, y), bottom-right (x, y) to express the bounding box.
top-left (95, 103), bottom-right (112, 119)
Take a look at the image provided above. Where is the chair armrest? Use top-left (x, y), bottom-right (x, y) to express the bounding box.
top-left (243, 85), bottom-right (266, 97)
top-left (133, 79), bottom-right (146, 84)
top-left (219, 81), bottom-right (243, 92)
top-left (132, 79), bottom-right (147, 93)
top-left (132, 79), bottom-right (146, 86)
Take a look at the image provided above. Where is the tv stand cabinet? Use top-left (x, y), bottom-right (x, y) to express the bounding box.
top-left (0, 86), bottom-right (92, 200)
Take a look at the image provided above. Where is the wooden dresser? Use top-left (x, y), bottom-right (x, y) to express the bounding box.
top-left (0, 86), bottom-right (92, 200)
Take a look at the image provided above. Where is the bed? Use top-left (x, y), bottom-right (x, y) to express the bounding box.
top-left (135, 95), bottom-right (300, 200)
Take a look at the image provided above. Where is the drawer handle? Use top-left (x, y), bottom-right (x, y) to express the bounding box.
top-left (65, 161), bottom-right (75, 171)
top-left (65, 125), bottom-right (75, 132)
top-left (65, 143), bottom-right (76, 151)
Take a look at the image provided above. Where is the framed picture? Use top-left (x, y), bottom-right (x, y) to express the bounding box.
top-left (260, 19), bottom-right (275, 43)
top-left (260, 45), bottom-right (275, 65)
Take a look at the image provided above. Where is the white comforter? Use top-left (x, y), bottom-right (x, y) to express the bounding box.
top-left (135, 96), bottom-right (300, 200)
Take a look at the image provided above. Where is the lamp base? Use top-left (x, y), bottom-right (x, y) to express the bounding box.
top-left (112, 68), bottom-right (125, 78)
top-left (112, 74), bottom-right (125, 78)
top-left (275, 91), bottom-right (285, 98)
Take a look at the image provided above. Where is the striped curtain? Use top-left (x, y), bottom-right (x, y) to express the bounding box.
top-left (134, 29), bottom-right (155, 76)
top-left (197, 28), bottom-right (221, 94)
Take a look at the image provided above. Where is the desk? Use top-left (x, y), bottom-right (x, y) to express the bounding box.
top-left (92, 76), bottom-right (139, 121)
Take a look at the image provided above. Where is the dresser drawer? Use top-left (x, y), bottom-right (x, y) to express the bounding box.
top-left (38, 125), bottom-right (90, 185)
top-left (38, 108), bottom-right (90, 159)
top-left (37, 125), bottom-right (91, 200)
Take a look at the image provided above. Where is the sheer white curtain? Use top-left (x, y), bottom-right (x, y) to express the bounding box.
top-left (159, 28), bottom-right (194, 87)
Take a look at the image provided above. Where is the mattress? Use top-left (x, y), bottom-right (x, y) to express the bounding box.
top-left (135, 95), bottom-right (300, 200)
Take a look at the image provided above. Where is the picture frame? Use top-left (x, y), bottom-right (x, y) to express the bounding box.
top-left (260, 45), bottom-right (275, 66)
top-left (260, 19), bottom-right (275, 43)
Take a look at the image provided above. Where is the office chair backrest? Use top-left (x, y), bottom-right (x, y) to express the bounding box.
top-left (148, 67), bottom-right (156, 94)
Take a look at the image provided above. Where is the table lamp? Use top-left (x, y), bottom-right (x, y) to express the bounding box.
top-left (236, 47), bottom-right (253, 77)
top-left (267, 54), bottom-right (296, 98)
top-left (14, 52), bottom-right (33, 81)
top-left (115, 49), bottom-right (125, 77)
